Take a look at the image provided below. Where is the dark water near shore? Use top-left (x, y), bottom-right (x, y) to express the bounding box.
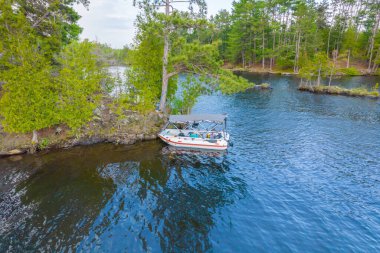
top-left (1, 74), bottom-right (380, 252)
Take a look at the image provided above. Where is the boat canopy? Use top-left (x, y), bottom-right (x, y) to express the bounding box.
top-left (169, 114), bottom-right (227, 123)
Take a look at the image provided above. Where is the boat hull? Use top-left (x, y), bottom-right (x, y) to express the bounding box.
top-left (158, 134), bottom-right (228, 151)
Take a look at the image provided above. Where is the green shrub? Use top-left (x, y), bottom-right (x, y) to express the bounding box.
top-left (339, 67), bottom-right (361, 76)
top-left (38, 138), bottom-right (50, 150)
top-left (276, 57), bottom-right (294, 69)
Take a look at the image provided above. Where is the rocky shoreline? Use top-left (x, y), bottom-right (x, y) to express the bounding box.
top-left (0, 101), bottom-right (166, 157)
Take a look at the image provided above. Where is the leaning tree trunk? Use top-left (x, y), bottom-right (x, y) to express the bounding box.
top-left (30, 130), bottom-right (39, 154)
top-left (328, 69), bottom-right (333, 86)
top-left (32, 130), bottom-right (38, 144)
top-left (159, 31), bottom-right (169, 112)
top-left (253, 35), bottom-right (257, 64)
top-left (327, 27), bottom-right (332, 56)
top-left (270, 31), bottom-right (276, 71)
top-left (368, 13), bottom-right (380, 73)
top-left (262, 29), bottom-right (265, 69)
top-left (294, 31), bottom-right (301, 73)
top-left (346, 49), bottom-right (351, 68)
top-left (329, 50), bottom-right (338, 86)
top-left (159, 0), bottom-right (170, 112)
top-left (317, 64), bottom-right (322, 86)
top-left (242, 50), bottom-right (246, 69)
top-left (372, 47), bottom-right (380, 73)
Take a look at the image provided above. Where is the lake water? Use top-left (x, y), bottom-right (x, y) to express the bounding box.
top-left (1, 73), bottom-right (380, 252)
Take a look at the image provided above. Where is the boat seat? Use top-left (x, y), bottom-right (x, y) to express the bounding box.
top-left (189, 133), bottom-right (199, 138)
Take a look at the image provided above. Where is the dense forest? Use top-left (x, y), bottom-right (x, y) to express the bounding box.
top-left (208, 0), bottom-right (380, 76)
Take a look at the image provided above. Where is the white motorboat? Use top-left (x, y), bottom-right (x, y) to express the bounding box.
top-left (158, 114), bottom-right (230, 150)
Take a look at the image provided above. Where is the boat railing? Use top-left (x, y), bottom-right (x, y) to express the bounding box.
top-left (163, 129), bottom-right (227, 140)
top-left (178, 131), bottom-right (224, 140)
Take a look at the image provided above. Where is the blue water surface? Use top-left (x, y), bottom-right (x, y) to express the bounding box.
top-left (0, 74), bottom-right (379, 252)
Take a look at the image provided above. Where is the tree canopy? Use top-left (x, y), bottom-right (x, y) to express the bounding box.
top-left (209, 0), bottom-right (380, 75)
top-left (0, 0), bottom-right (105, 142)
top-left (124, 2), bottom-right (254, 113)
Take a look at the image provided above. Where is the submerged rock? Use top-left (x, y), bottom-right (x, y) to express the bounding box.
top-left (247, 83), bottom-right (272, 91)
top-left (0, 149), bottom-right (27, 157)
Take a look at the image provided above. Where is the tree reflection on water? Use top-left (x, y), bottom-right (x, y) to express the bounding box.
top-left (0, 142), bottom-right (246, 252)
top-left (78, 143), bottom-right (246, 252)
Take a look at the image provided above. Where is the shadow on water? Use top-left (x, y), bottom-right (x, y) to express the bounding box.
top-left (0, 141), bottom-right (246, 252)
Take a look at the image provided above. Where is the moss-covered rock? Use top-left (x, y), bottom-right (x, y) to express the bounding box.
top-left (0, 101), bottom-right (166, 155)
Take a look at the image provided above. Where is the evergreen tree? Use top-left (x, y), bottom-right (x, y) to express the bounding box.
top-left (0, 2), bottom-right (59, 142)
top-left (0, 1), bottom-right (107, 142)
top-left (127, 3), bottom-right (254, 113)
top-left (56, 41), bottom-right (105, 130)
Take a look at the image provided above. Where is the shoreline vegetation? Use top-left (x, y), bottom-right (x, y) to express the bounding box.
top-left (225, 63), bottom-right (380, 77)
top-left (0, 99), bottom-right (165, 156)
top-left (298, 84), bottom-right (380, 98)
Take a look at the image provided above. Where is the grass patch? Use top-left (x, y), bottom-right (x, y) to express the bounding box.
top-left (298, 84), bottom-right (379, 98)
top-left (338, 67), bottom-right (361, 76)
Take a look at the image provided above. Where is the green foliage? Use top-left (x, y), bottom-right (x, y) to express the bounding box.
top-left (299, 52), bottom-right (331, 85)
top-left (38, 138), bottom-right (50, 150)
top-left (0, 4), bottom-right (59, 133)
top-left (339, 67), bottom-right (361, 76)
top-left (15, 0), bottom-right (88, 57)
top-left (218, 70), bottom-right (254, 94)
top-left (125, 7), bottom-right (254, 113)
top-left (56, 41), bottom-right (105, 130)
top-left (276, 56), bottom-right (295, 69)
top-left (125, 16), bottom-right (174, 113)
top-left (0, 39), bottom-right (106, 133)
top-left (0, 1), bottom-right (107, 134)
top-left (0, 57), bottom-right (59, 133)
top-left (171, 75), bottom-right (206, 114)
top-left (208, 0), bottom-right (380, 74)
top-left (210, 9), bottom-right (231, 59)
top-left (342, 27), bottom-right (358, 53)
top-left (92, 43), bottom-right (130, 66)
top-left (0, 0), bottom-right (112, 136)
